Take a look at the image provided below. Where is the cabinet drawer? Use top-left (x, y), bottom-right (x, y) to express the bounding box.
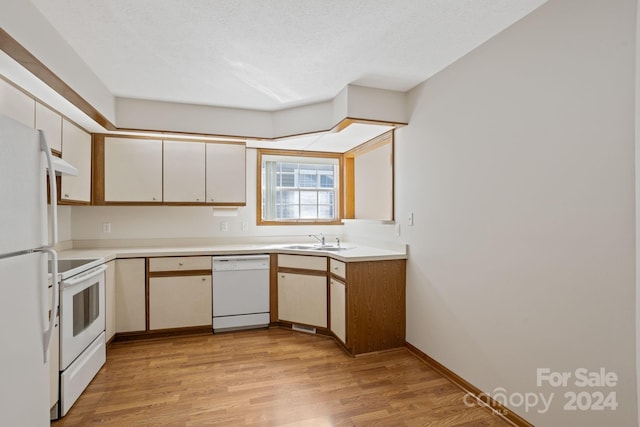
top-left (149, 256), bottom-right (212, 272)
top-left (278, 254), bottom-right (326, 271)
top-left (329, 259), bottom-right (346, 279)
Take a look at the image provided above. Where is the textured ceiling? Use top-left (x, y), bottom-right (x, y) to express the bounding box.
top-left (30, 0), bottom-right (547, 112)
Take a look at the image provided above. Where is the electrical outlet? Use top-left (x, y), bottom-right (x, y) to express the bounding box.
top-left (241, 221), bottom-right (249, 232)
top-left (220, 221), bottom-right (229, 232)
top-left (102, 222), bottom-right (112, 233)
top-left (395, 222), bottom-right (401, 237)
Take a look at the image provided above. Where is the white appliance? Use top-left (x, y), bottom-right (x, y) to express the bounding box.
top-left (212, 255), bottom-right (270, 332)
top-left (56, 258), bottom-right (107, 418)
top-left (0, 114), bottom-right (71, 426)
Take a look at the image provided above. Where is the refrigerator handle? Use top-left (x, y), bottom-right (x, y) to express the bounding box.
top-left (39, 130), bottom-right (58, 246)
top-left (41, 247), bottom-right (58, 363)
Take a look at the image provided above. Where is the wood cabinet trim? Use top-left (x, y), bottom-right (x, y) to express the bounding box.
top-left (276, 266), bottom-right (328, 277)
top-left (148, 269), bottom-right (212, 278)
top-left (270, 255), bottom-right (278, 323)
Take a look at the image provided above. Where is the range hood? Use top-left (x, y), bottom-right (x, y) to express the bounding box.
top-left (50, 156), bottom-right (78, 176)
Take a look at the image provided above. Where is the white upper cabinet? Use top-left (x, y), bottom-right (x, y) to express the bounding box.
top-left (61, 119), bottom-right (92, 203)
top-left (205, 143), bottom-right (246, 204)
top-left (163, 141), bottom-right (206, 203)
top-left (0, 78), bottom-right (35, 128)
top-left (104, 137), bottom-right (163, 202)
top-left (35, 102), bottom-right (62, 153)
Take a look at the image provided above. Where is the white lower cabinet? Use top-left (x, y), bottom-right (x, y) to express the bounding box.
top-left (330, 278), bottom-right (346, 344)
top-left (105, 260), bottom-right (116, 342)
top-left (115, 259), bottom-right (146, 333)
top-left (149, 275), bottom-right (212, 330)
top-left (278, 272), bottom-right (327, 328)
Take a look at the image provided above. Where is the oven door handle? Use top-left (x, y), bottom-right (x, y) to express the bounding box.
top-left (62, 264), bottom-right (108, 287)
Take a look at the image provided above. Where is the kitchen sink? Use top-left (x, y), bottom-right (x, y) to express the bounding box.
top-left (281, 244), bottom-right (352, 252)
top-left (282, 244), bottom-right (317, 250)
top-left (312, 246), bottom-right (349, 251)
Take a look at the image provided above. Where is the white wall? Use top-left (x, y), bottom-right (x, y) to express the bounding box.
top-left (70, 148), bottom-right (343, 243)
top-left (394, 0), bottom-right (637, 426)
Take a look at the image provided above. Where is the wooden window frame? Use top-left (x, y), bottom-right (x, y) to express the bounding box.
top-left (257, 149), bottom-right (344, 226)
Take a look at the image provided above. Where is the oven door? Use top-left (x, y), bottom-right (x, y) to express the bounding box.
top-left (59, 264), bottom-right (107, 370)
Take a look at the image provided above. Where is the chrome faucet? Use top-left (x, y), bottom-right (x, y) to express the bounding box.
top-left (309, 233), bottom-right (325, 246)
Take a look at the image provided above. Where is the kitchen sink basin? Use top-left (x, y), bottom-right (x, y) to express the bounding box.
top-left (282, 244), bottom-right (317, 250)
top-left (281, 244), bottom-right (352, 252)
top-left (313, 246), bottom-right (349, 251)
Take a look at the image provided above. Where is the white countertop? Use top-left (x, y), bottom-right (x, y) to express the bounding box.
top-left (57, 242), bottom-right (407, 264)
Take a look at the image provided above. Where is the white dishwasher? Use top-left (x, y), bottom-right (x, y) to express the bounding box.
top-left (212, 255), bottom-right (270, 332)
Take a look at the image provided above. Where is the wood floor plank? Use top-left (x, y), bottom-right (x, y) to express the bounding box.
top-left (52, 329), bottom-right (512, 426)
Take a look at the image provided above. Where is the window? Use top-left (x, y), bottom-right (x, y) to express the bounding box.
top-left (258, 151), bottom-right (341, 224)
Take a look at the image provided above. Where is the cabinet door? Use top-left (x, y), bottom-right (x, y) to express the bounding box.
top-left (278, 272), bottom-right (327, 328)
top-left (115, 259), bottom-right (146, 333)
top-left (149, 275), bottom-right (212, 330)
top-left (330, 278), bottom-right (346, 344)
top-left (0, 78), bottom-right (34, 127)
top-left (61, 119), bottom-right (92, 202)
top-left (205, 143), bottom-right (245, 204)
top-left (105, 137), bottom-right (163, 202)
top-left (105, 260), bottom-right (116, 342)
top-left (35, 103), bottom-right (62, 153)
top-left (163, 141), bottom-right (205, 203)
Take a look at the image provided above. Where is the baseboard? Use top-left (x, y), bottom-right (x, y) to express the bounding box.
top-left (405, 342), bottom-right (533, 427)
top-left (113, 326), bottom-right (213, 342)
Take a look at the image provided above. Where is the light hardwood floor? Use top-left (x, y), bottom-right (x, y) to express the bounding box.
top-left (52, 329), bottom-right (511, 426)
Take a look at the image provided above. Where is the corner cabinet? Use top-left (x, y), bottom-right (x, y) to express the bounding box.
top-left (60, 119), bottom-right (92, 203)
top-left (104, 137), bottom-right (163, 203)
top-left (274, 254), bottom-right (405, 355)
top-left (277, 254), bottom-right (328, 329)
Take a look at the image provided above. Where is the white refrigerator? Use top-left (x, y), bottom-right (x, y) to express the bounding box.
top-left (0, 114), bottom-right (65, 426)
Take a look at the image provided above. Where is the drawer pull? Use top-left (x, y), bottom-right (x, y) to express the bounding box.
top-left (179, 262), bottom-right (184, 266)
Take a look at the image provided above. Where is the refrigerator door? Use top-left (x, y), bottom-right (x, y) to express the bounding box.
top-left (0, 114), bottom-right (47, 255)
top-left (0, 252), bottom-right (50, 426)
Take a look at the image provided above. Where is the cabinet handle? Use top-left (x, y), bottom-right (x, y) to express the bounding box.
top-left (210, 198), bottom-right (214, 202)
top-left (179, 262), bottom-right (184, 266)
top-left (202, 277), bottom-right (206, 281)
top-left (152, 197), bottom-right (157, 201)
top-left (196, 198), bottom-right (200, 201)
top-left (64, 193), bottom-right (69, 198)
